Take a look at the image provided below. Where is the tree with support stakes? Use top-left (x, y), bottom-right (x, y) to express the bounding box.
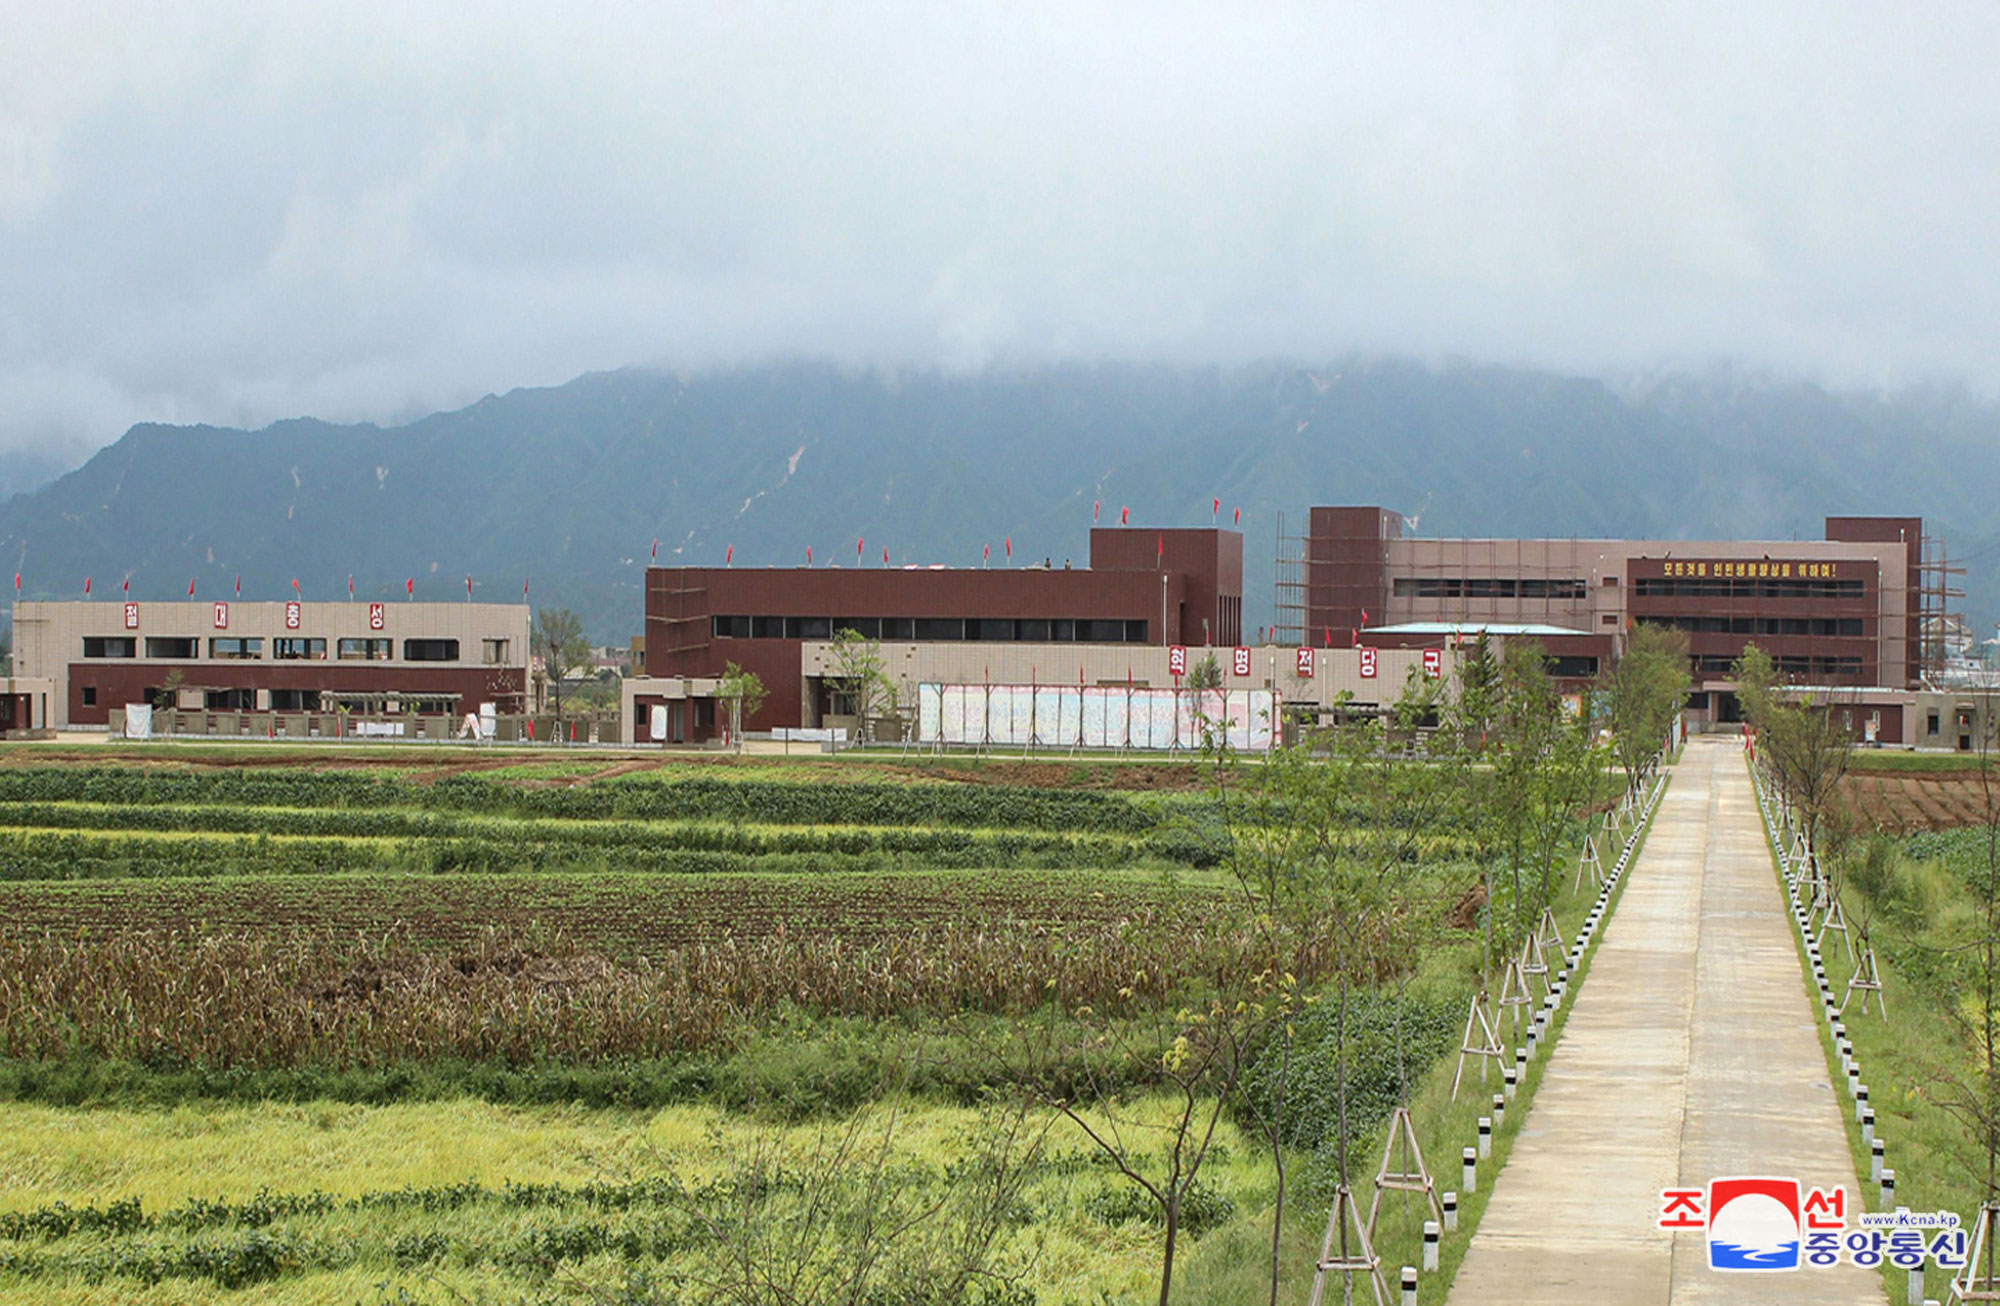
top-left (532, 607), bottom-right (589, 739)
top-left (715, 662), bottom-right (766, 749)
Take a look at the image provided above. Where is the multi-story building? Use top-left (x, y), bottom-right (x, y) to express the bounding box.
top-left (12, 600), bottom-right (530, 729)
top-left (1299, 506), bottom-right (1925, 731)
top-left (639, 528), bottom-right (1243, 737)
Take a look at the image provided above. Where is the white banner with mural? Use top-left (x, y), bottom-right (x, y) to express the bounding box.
top-left (918, 684), bottom-right (1277, 751)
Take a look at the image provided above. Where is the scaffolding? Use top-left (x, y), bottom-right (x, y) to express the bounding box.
top-left (1273, 508), bottom-right (1307, 646)
top-left (1918, 533), bottom-right (1966, 687)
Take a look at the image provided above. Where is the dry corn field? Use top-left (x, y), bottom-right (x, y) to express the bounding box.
top-left (1838, 769), bottom-right (2000, 832)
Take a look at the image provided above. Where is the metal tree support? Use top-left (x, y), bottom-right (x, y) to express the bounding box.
top-left (1817, 898), bottom-right (1855, 962)
top-left (1365, 1105), bottom-right (1445, 1236)
top-left (1306, 1183), bottom-right (1391, 1306)
top-left (1574, 830), bottom-right (1605, 892)
top-left (1842, 947), bottom-right (1887, 1019)
top-left (1495, 955), bottom-right (1535, 1040)
top-left (1953, 1202), bottom-right (2000, 1302)
top-left (1451, 992), bottom-right (1507, 1100)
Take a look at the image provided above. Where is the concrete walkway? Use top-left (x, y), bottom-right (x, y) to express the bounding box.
top-left (1446, 738), bottom-right (1882, 1305)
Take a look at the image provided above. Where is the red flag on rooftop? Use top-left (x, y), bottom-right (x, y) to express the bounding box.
top-left (1212, 497), bottom-right (1220, 521)
top-left (983, 543), bottom-right (990, 565)
top-left (292, 578), bottom-right (301, 597)
top-left (523, 577), bottom-right (529, 599)
top-left (883, 545), bottom-right (889, 565)
top-left (464, 575), bottom-right (471, 599)
top-left (406, 578), bottom-right (414, 598)
top-left (1120, 506), bottom-right (1129, 525)
top-left (348, 575), bottom-right (355, 599)
top-left (1323, 626), bottom-right (1332, 647)
top-left (651, 538), bottom-right (658, 563)
top-left (82, 576), bottom-right (90, 595)
top-left (725, 545), bottom-right (733, 566)
top-left (806, 546), bottom-right (813, 565)
top-left (1234, 506), bottom-right (1241, 526)
top-left (188, 578), bottom-right (195, 597)
top-left (1093, 500), bottom-right (1100, 522)
top-left (857, 537), bottom-right (864, 561)
top-left (122, 577), bottom-right (129, 594)
top-left (1157, 533), bottom-right (1164, 562)
top-left (1004, 536), bottom-right (1011, 561)
top-left (234, 575), bottom-right (241, 597)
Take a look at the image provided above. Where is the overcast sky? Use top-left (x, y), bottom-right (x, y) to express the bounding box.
top-left (4, 1), bottom-right (2000, 458)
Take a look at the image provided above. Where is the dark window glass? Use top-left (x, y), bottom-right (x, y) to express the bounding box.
top-left (914, 618), bottom-right (962, 641)
top-left (973, 619), bottom-right (1016, 641)
top-left (712, 615), bottom-right (751, 639)
top-left (785, 617), bottom-right (830, 640)
top-left (752, 616), bottom-right (785, 639)
top-left (834, 618), bottom-right (881, 639)
top-left (82, 637), bottom-right (136, 658)
top-left (271, 689), bottom-right (313, 711)
top-left (144, 637), bottom-right (198, 658)
top-left (80, 686), bottom-right (96, 706)
top-left (1124, 620), bottom-right (1150, 643)
top-left (273, 638), bottom-right (326, 660)
top-left (402, 638), bottom-right (459, 661)
top-left (882, 618), bottom-right (915, 641)
top-left (1018, 619), bottom-right (1050, 641)
top-left (1053, 620), bottom-right (1076, 641)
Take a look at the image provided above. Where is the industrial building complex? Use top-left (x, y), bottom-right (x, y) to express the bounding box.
top-left (6, 504), bottom-right (1985, 751)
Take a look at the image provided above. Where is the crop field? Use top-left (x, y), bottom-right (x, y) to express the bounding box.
top-left (1836, 768), bottom-right (2000, 832)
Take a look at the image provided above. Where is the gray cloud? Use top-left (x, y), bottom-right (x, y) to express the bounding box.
top-left (4, 1), bottom-right (2000, 456)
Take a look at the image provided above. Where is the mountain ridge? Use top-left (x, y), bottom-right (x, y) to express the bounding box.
top-left (1, 360), bottom-right (1991, 643)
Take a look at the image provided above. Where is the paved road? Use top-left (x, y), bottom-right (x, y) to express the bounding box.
top-left (1446, 737), bottom-right (1882, 1305)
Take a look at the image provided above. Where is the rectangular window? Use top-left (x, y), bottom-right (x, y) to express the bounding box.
top-left (785, 617), bottom-right (831, 640)
top-left (1052, 619), bottom-right (1076, 641)
top-left (273, 637), bottom-right (327, 660)
top-left (204, 688), bottom-right (255, 709)
top-left (1928, 711), bottom-right (1941, 736)
top-left (1125, 620), bottom-right (1150, 643)
top-left (482, 638), bottom-right (511, 664)
top-left (913, 618), bottom-right (963, 641)
top-left (751, 616), bottom-right (785, 639)
top-left (271, 689), bottom-right (314, 711)
top-left (80, 686), bottom-right (97, 706)
top-left (1078, 620), bottom-right (1125, 642)
top-left (1017, 619), bottom-right (1050, 641)
top-left (970, 619), bottom-right (1016, 641)
top-left (338, 638), bottom-right (391, 660)
top-left (833, 618), bottom-right (881, 639)
top-left (144, 637), bottom-right (198, 658)
top-left (881, 618), bottom-right (915, 641)
top-left (82, 637), bottom-right (136, 658)
top-left (711, 616), bottom-right (752, 639)
top-left (402, 638), bottom-right (460, 662)
top-left (209, 637), bottom-right (262, 659)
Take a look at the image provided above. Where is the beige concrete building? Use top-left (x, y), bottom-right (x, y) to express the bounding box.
top-left (13, 600), bottom-right (531, 729)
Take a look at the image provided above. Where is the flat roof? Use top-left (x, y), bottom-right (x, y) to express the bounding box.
top-left (1367, 621), bottom-right (1593, 638)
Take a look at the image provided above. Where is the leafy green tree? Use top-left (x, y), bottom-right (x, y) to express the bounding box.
top-left (826, 628), bottom-right (898, 742)
top-left (1601, 622), bottom-right (1691, 789)
top-left (1186, 652), bottom-right (1223, 690)
top-left (717, 662), bottom-right (767, 745)
top-left (532, 607), bottom-right (590, 736)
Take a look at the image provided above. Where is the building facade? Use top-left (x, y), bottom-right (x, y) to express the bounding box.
top-left (12, 600), bottom-right (531, 729)
top-left (643, 528), bottom-right (1243, 732)
top-left (1301, 507), bottom-right (1923, 725)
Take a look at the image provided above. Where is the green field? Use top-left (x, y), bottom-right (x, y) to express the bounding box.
top-left (0, 749), bottom-right (1631, 1304)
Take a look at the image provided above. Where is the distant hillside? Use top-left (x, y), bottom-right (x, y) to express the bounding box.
top-left (0, 360), bottom-right (1993, 643)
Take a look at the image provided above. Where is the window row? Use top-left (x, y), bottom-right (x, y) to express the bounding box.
top-left (1644, 616), bottom-right (1866, 638)
top-left (710, 616), bottom-right (1152, 644)
top-left (1693, 653), bottom-right (1865, 677)
top-left (1390, 577), bottom-right (1588, 600)
top-left (1634, 578), bottom-right (1866, 600)
top-left (82, 637), bottom-right (465, 662)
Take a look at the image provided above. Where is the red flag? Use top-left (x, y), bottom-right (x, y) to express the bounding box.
top-left (406, 577), bottom-right (414, 598)
top-left (83, 576), bottom-right (90, 595)
top-left (1351, 629), bottom-right (1359, 647)
top-left (1360, 608), bottom-right (1369, 627)
top-left (188, 578), bottom-right (196, 597)
top-left (465, 575), bottom-right (471, 598)
top-left (1157, 533), bottom-right (1164, 562)
top-left (523, 577), bottom-right (529, 599)
top-left (983, 543), bottom-right (990, 565)
top-left (651, 537), bottom-right (658, 562)
top-left (1212, 497), bottom-right (1220, 521)
top-left (857, 537), bottom-right (864, 561)
top-left (883, 545), bottom-right (889, 565)
top-left (122, 577), bottom-right (129, 595)
top-left (1120, 506), bottom-right (1129, 525)
top-left (234, 575), bottom-right (241, 597)
top-left (806, 546), bottom-right (813, 565)
top-left (1233, 506), bottom-right (1241, 526)
top-left (1004, 536), bottom-right (1011, 561)
top-left (1324, 627), bottom-right (1332, 647)
top-left (1093, 500), bottom-right (1100, 522)
top-left (348, 574), bottom-right (354, 599)
top-left (291, 578), bottom-right (300, 595)
top-left (725, 545), bottom-right (733, 566)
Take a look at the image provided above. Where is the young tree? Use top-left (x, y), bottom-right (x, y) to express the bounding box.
top-left (1601, 622), bottom-right (1691, 790)
top-left (533, 607), bottom-right (590, 736)
top-left (716, 662), bottom-right (767, 746)
top-left (826, 628), bottom-right (899, 743)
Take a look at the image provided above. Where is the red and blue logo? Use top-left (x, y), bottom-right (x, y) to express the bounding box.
top-left (1706, 1177), bottom-right (1801, 1271)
